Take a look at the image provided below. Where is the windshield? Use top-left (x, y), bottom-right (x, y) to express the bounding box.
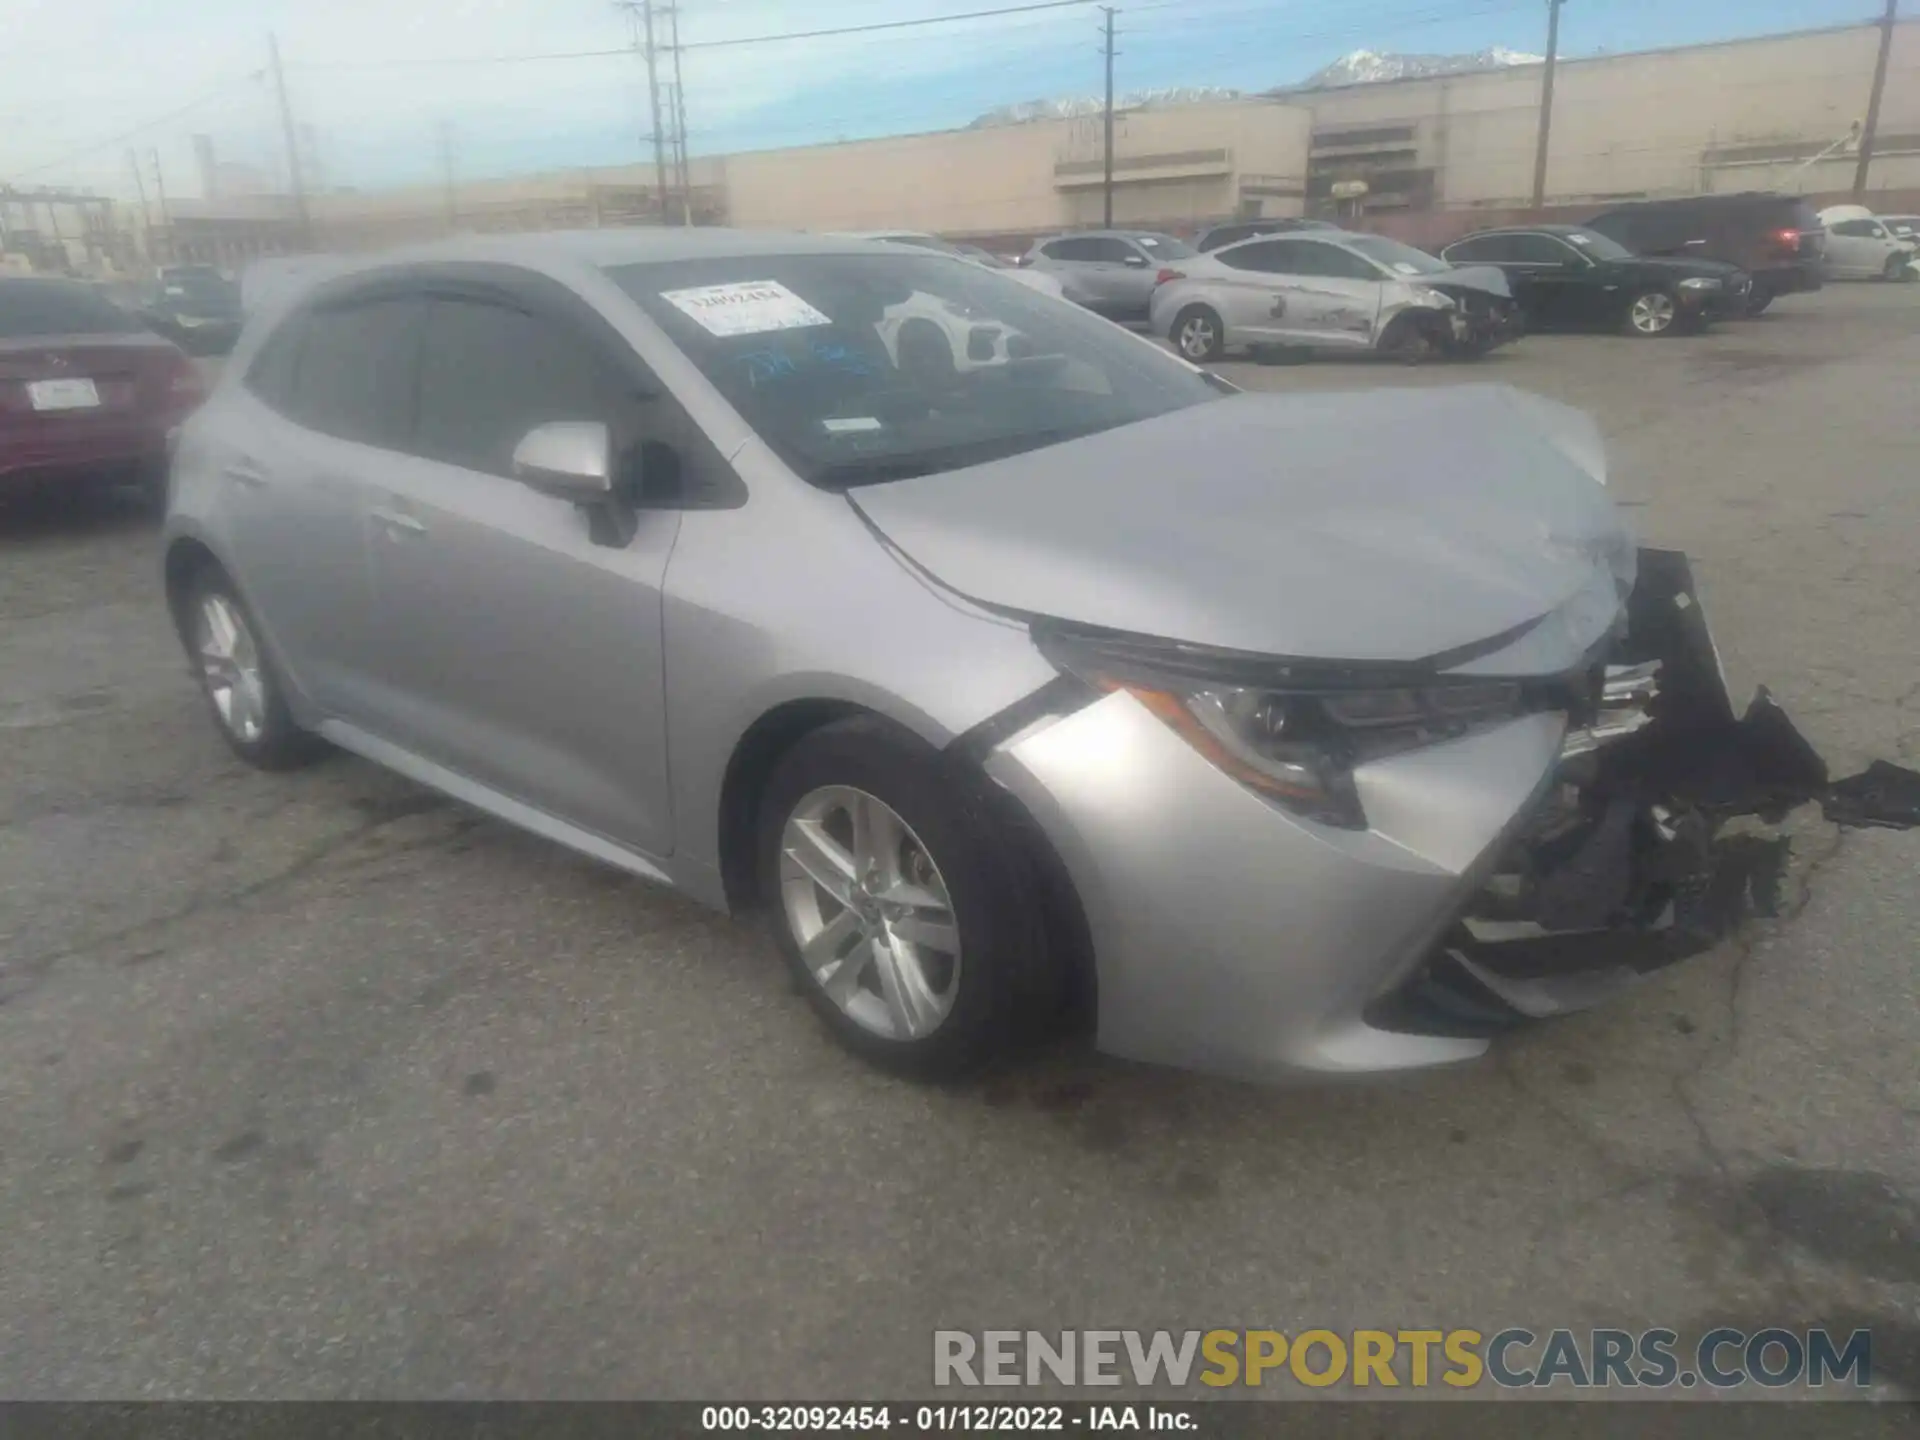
top-left (0, 279), bottom-right (145, 338)
top-left (1344, 235), bottom-right (1452, 276)
top-left (1558, 228), bottom-right (1634, 261)
top-left (1132, 234), bottom-right (1195, 259)
top-left (608, 252), bottom-right (1221, 489)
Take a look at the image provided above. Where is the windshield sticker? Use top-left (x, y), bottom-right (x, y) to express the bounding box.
top-left (822, 417), bottom-right (884, 433)
top-left (661, 280), bottom-right (830, 337)
top-left (1566, 233), bottom-right (1593, 245)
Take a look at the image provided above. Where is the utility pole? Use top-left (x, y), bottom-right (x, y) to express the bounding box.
top-left (618, 1), bottom-right (671, 223)
top-left (1852, 0), bottom-right (1899, 198)
top-left (127, 148), bottom-right (154, 266)
top-left (667, 2), bottom-right (692, 225)
top-left (1100, 6), bottom-right (1117, 227)
top-left (268, 34), bottom-right (312, 247)
top-left (438, 121), bottom-right (458, 231)
top-left (148, 149), bottom-right (172, 263)
top-left (1530, 0), bottom-right (1565, 208)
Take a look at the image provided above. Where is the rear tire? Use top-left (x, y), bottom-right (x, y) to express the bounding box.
top-left (185, 567), bottom-right (328, 771)
top-left (1171, 305), bottom-right (1225, 363)
top-left (757, 717), bottom-right (1063, 1080)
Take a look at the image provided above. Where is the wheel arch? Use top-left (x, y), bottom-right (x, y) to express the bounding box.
top-left (162, 532), bottom-right (227, 651)
top-left (714, 690), bottom-right (1099, 1030)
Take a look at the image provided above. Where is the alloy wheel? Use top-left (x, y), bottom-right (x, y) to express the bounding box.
top-left (778, 785), bottom-right (961, 1042)
top-left (1629, 292), bottom-right (1676, 334)
top-left (196, 592), bottom-right (268, 744)
top-left (1178, 315), bottom-right (1217, 360)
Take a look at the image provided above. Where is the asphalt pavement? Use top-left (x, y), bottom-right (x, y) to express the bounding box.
top-left (2, 286), bottom-right (1918, 1402)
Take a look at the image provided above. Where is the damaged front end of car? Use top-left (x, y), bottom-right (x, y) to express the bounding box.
top-left (1369, 548), bottom-right (1919, 1039)
top-left (1389, 265), bottom-right (1526, 358)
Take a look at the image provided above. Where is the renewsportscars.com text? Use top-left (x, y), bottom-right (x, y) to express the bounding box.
top-left (933, 1328), bottom-right (1874, 1391)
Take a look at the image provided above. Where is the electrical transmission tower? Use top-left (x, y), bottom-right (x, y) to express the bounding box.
top-left (617, 0), bottom-right (691, 225)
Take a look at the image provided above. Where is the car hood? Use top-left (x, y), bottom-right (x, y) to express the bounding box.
top-left (848, 385), bottom-right (1634, 666)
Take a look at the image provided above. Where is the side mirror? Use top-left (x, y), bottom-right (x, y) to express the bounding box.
top-left (1122, 253), bottom-right (1149, 268)
top-left (512, 421), bottom-right (614, 504)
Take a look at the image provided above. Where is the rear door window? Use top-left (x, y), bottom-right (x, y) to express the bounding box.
top-left (1511, 234), bottom-right (1580, 265)
top-left (1444, 234), bottom-right (1515, 264)
top-left (1042, 238), bottom-right (1099, 262)
top-left (1085, 238), bottom-right (1142, 264)
top-left (1215, 240), bottom-right (1297, 273)
top-left (411, 297), bottom-right (622, 477)
top-left (283, 298), bottom-right (425, 448)
top-left (1293, 242), bottom-right (1381, 281)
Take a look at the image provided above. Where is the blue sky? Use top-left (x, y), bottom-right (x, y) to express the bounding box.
top-left (0, 0), bottom-right (1888, 199)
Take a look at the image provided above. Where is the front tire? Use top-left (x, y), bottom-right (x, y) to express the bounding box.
top-left (1378, 312), bottom-right (1442, 363)
top-left (1624, 289), bottom-right (1679, 337)
top-left (757, 717), bottom-right (1062, 1080)
top-left (1171, 305), bottom-right (1225, 363)
top-left (1742, 291), bottom-right (1774, 317)
top-left (186, 569), bottom-right (327, 770)
top-left (1885, 254), bottom-right (1913, 282)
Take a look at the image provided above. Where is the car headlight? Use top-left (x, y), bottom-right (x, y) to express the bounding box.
top-left (1406, 286), bottom-right (1457, 310)
top-left (1679, 277), bottom-right (1721, 291)
top-left (1036, 632), bottom-right (1528, 829)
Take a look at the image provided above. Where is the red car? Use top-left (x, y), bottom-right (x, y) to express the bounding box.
top-left (1, 276), bottom-right (206, 508)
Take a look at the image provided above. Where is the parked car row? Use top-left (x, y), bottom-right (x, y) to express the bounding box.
top-left (1008, 191), bottom-right (1911, 361)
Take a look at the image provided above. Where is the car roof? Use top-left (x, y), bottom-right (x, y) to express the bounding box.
top-left (1220, 228), bottom-right (1369, 245)
top-left (319, 228), bottom-right (905, 278)
top-left (1036, 229), bottom-right (1179, 242)
top-left (1592, 192), bottom-right (1806, 214)
top-left (1448, 223), bottom-right (1592, 238)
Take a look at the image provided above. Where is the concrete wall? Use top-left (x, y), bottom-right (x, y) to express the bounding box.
top-left (719, 99), bottom-right (1311, 237)
top-left (1292, 20), bottom-right (1920, 210)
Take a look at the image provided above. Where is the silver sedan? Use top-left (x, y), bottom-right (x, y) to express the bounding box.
top-left (162, 229), bottom-right (1835, 1083)
top-left (1150, 229), bottom-right (1521, 362)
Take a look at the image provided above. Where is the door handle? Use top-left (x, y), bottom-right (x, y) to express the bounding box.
top-left (370, 506), bottom-right (427, 538)
top-left (223, 459), bottom-right (269, 489)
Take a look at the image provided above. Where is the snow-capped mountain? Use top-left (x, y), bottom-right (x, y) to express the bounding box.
top-left (968, 87), bottom-right (1243, 128)
top-left (1298, 48), bottom-right (1542, 89)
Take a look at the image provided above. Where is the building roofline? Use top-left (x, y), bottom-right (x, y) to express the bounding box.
top-left (1267, 17), bottom-right (1915, 100)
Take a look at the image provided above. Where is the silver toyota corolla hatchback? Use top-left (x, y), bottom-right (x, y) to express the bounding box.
top-left (163, 230), bottom-right (1811, 1083)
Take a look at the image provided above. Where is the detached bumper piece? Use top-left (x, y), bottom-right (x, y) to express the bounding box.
top-left (1369, 548), bottom-right (1920, 1040)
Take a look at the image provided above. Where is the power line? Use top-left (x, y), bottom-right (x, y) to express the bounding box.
top-left (4, 78), bottom-right (259, 181)
top-left (680, 0), bottom-right (1095, 50)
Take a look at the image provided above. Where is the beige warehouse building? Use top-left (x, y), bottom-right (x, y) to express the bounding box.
top-left (1290, 19), bottom-right (1920, 218)
top-left (128, 18), bottom-right (1920, 267)
top-left (719, 98), bottom-right (1311, 240)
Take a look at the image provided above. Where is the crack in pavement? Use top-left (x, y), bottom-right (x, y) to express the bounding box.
top-left (0, 806), bottom-right (467, 1007)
